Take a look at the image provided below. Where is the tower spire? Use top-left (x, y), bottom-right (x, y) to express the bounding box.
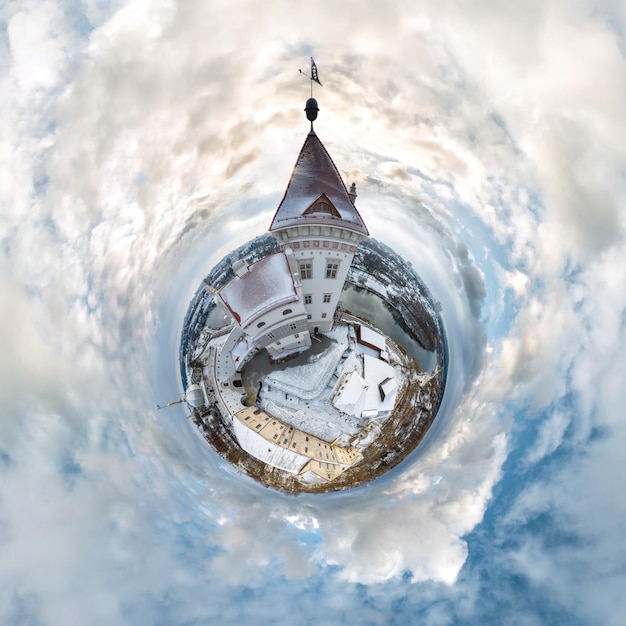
top-left (269, 132), bottom-right (368, 236)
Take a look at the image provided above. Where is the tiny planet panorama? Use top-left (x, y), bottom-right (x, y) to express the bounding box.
top-left (179, 98), bottom-right (447, 493)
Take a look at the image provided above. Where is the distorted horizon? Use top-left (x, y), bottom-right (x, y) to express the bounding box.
top-left (2, 1), bottom-right (626, 624)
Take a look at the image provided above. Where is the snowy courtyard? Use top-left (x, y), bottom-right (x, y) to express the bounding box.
top-left (244, 322), bottom-right (405, 444)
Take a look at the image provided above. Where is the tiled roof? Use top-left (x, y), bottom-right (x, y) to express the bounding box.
top-left (269, 131), bottom-right (368, 236)
top-left (217, 252), bottom-right (298, 327)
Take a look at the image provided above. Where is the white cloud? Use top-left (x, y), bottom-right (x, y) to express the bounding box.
top-left (2, 0), bottom-right (626, 623)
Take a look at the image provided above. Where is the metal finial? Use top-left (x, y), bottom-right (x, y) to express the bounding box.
top-left (305, 98), bottom-right (319, 122)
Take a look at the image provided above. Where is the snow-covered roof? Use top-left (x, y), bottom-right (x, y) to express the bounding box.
top-left (185, 384), bottom-right (205, 408)
top-left (362, 354), bottom-right (398, 414)
top-left (231, 333), bottom-right (255, 366)
top-left (232, 417), bottom-right (309, 473)
top-left (263, 330), bottom-right (348, 400)
top-left (232, 406), bottom-right (360, 474)
top-left (380, 377), bottom-right (397, 397)
top-left (358, 325), bottom-right (387, 352)
top-left (217, 252), bottom-right (298, 327)
top-left (332, 370), bottom-right (368, 416)
top-left (269, 131), bottom-right (368, 236)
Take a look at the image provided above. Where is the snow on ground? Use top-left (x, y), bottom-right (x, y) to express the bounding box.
top-left (258, 325), bottom-right (364, 441)
top-left (354, 422), bottom-right (382, 450)
top-left (349, 270), bottom-right (390, 299)
top-left (256, 322), bottom-right (408, 444)
top-left (263, 326), bottom-right (349, 398)
top-left (260, 396), bottom-right (360, 442)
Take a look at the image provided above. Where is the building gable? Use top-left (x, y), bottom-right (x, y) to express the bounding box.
top-left (302, 193), bottom-right (342, 218)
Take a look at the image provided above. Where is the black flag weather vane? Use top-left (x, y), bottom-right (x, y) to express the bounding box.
top-left (299, 57), bottom-right (323, 96)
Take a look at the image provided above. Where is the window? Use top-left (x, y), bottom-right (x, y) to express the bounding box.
top-left (282, 308), bottom-right (292, 316)
top-left (307, 314), bottom-right (312, 320)
top-left (321, 313), bottom-right (327, 319)
top-left (326, 261), bottom-right (339, 279)
top-left (289, 323), bottom-right (297, 331)
top-left (313, 201), bottom-right (333, 214)
top-left (299, 261), bottom-right (312, 279)
top-left (267, 333), bottom-right (275, 339)
top-left (294, 333), bottom-right (299, 338)
top-left (257, 321), bottom-right (266, 328)
top-left (304, 294), bottom-right (312, 305)
top-left (323, 293), bottom-right (331, 303)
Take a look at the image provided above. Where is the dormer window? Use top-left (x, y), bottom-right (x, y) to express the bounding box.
top-left (312, 201), bottom-right (333, 215)
top-left (303, 196), bottom-right (341, 218)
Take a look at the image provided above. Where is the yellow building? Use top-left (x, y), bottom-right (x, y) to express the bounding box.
top-left (234, 405), bottom-right (361, 482)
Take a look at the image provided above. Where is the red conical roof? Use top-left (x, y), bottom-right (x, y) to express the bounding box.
top-left (269, 131), bottom-right (368, 236)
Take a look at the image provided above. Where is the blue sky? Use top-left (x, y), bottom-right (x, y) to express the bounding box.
top-left (2, 0), bottom-right (626, 624)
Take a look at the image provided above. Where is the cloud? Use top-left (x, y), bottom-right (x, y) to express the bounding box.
top-left (1, 0), bottom-right (626, 624)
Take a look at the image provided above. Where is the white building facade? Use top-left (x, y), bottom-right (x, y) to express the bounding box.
top-left (213, 124), bottom-right (369, 372)
top-left (216, 249), bottom-right (311, 372)
top-left (269, 130), bottom-right (369, 334)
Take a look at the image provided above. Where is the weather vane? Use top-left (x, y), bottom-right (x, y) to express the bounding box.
top-left (299, 57), bottom-right (323, 95)
top-left (299, 57), bottom-right (323, 130)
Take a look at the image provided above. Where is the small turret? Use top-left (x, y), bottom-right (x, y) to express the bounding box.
top-left (348, 183), bottom-right (357, 205)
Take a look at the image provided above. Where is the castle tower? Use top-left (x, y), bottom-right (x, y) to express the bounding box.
top-left (269, 106), bottom-right (369, 334)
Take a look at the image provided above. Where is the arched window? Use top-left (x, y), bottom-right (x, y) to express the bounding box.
top-left (257, 321), bottom-right (266, 328)
top-left (312, 201), bottom-right (334, 214)
top-left (303, 198), bottom-right (341, 218)
top-left (282, 308), bottom-right (292, 315)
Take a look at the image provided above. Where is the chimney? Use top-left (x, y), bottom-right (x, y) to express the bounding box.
top-left (348, 182), bottom-right (358, 205)
top-left (232, 259), bottom-right (249, 277)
